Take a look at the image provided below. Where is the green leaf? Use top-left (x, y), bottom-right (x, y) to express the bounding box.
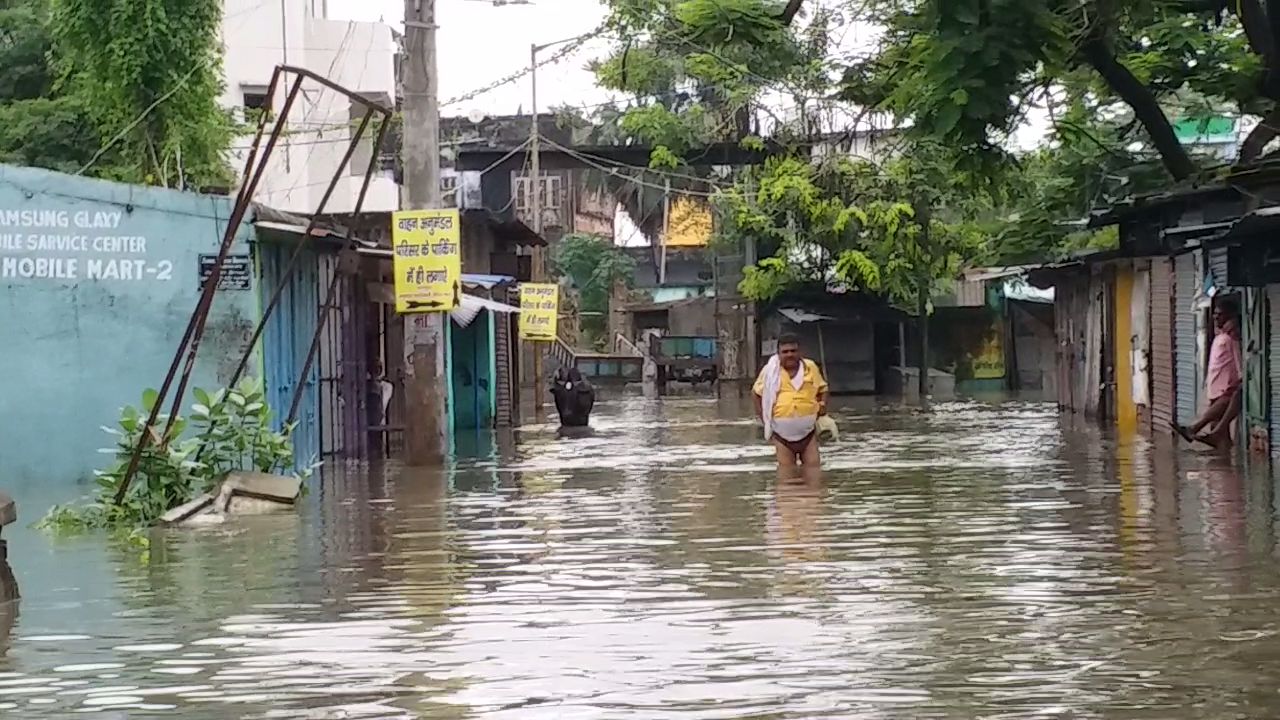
top-left (933, 103), bottom-right (962, 136)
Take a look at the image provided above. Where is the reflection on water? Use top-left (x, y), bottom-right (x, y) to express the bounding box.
top-left (5, 396), bottom-right (1280, 717)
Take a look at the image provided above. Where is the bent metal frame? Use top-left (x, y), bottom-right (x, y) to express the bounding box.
top-left (114, 64), bottom-right (393, 505)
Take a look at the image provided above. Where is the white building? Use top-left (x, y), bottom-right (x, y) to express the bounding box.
top-left (219, 0), bottom-right (399, 213)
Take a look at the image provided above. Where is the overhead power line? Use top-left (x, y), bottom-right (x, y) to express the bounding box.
top-left (440, 23), bottom-right (609, 108)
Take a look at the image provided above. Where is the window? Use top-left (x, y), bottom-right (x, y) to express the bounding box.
top-left (242, 92), bottom-right (269, 110)
top-left (513, 172), bottom-right (564, 226)
top-left (241, 85), bottom-right (272, 123)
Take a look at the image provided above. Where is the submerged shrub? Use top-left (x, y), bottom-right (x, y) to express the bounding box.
top-left (38, 378), bottom-right (306, 533)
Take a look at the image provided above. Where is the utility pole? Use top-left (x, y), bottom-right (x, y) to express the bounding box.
top-left (402, 0), bottom-right (447, 464)
top-left (524, 33), bottom-right (583, 410)
top-left (529, 42), bottom-right (544, 410)
top-left (915, 199), bottom-right (931, 410)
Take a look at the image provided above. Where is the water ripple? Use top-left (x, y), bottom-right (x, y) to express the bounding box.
top-left (2, 395), bottom-right (1280, 718)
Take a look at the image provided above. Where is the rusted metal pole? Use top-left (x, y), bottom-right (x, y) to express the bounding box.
top-left (160, 74), bottom-right (308, 433)
top-left (279, 65), bottom-right (392, 114)
top-left (233, 67), bottom-right (284, 206)
top-left (283, 110), bottom-right (383, 427)
top-left (193, 83), bottom-right (392, 469)
top-left (113, 73), bottom-right (305, 506)
top-left (223, 109), bottom-right (378, 389)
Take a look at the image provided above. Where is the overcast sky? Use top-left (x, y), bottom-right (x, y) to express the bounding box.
top-left (331, 0), bottom-right (619, 119)
top-left (326, 0), bottom-right (1047, 144)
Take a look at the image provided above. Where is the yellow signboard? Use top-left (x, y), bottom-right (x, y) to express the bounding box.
top-left (519, 283), bottom-right (559, 341)
top-left (391, 209), bottom-right (461, 313)
top-left (972, 326), bottom-right (1005, 379)
top-left (666, 197), bottom-right (713, 247)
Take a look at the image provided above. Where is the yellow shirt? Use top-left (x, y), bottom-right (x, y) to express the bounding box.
top-left (753, 359), bottom-right (829, 418)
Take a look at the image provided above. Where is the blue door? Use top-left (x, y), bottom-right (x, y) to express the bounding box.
top-left (258, 242), bottom-right (321, 470)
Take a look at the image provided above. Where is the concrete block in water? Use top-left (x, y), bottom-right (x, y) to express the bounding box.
top-left (160, 493), bottom-right (215, 525)
top-left (220, 472), bottom-right (302, 505)
top-left (165, 473), bottom-right (301, 527)
top-left (0, 492), bottom-right (14, 529)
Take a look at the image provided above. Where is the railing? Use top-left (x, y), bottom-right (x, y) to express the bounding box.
top-left (650, 335), bottom-right (718, 361)
top-left (549, 336), bottom-right (576, 372)
top-left (613, 333), bottom-right (644, 357)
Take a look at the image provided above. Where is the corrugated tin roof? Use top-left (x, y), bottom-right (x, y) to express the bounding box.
top-left (778, 308), bottom-right (835, 323)
top-left (450, 293), bottom-right (519, 328)
top-left (461, 273), bottom-right (515, 289)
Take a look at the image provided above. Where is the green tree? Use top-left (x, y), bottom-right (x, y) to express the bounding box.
top-left (50, 0), bottom-right (234, 187)
top-left (842, 0), bottom-right (1274, 179)
top-left (717, 142), bottom-right (990, 401)
top-left (0, 0), bottom-right (103, 172)
top-left (550, 233), bottom-right (637, 348)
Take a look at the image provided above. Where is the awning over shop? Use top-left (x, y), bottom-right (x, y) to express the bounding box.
top-left (778, 307), bottom-right (834, 323)
top-left (461, 273), bottom-right (515, 290)
top-left (1003, 278), bottom-right (1054, 304)
top-left (450, 293), bottom-right (519, 328)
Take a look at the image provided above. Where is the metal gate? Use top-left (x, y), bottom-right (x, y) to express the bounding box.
top-left (1175, 252), bottom-right (1199, 423)
top-left (1244, 287), bottom-right (1268, 449)
top-left (1270, 287), bottom-right (1280, 457)
top-left (259, 242), bottom-right (322, 470)
top-left (1150, 258), bottom-right (1175, 430)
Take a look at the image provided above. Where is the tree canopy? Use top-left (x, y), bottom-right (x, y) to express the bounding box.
top-left (583, 0), bottom-right (1280, 274)
top-left (551, 233), bottom-right (637, 348)
top-left (843, 0), bottom-right (1276, 176)
top-left (0, 0), bottom-right (232, 188)
top-left (0, 0), bottom-right (101, 172)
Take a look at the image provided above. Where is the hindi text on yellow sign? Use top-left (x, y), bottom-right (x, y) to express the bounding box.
top-left (519, 283), bottom-right (559, 341)
top-left (391, 209), bottom-right (461, 313)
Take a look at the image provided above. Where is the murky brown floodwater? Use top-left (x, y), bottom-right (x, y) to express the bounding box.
top-left (5, 394), bottom-right (1280, 718)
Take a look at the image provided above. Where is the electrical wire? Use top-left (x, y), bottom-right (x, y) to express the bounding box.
top-left (538, 136), bottom-right (729, 194)
top-left (440, 22), bottom-right (610, 108)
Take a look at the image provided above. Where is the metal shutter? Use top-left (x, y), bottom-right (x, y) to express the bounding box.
top-left (1269, 287), bottom-right (1280, 457)
top-left (1175, 252), bottom-right (1199, 423)
top-left (1149, 259), bottom-right (1175, 430)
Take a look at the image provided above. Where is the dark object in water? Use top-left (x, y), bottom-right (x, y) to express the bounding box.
top-left (556, 425), bottom-right (596, 440)
top-left (551, 367), bottom-right (595, 427)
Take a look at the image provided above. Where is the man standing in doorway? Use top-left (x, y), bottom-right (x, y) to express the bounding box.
top-left (754, 333), bottom-right (829, 483)
top-left (1175, 298), bottom-right (1242, 449)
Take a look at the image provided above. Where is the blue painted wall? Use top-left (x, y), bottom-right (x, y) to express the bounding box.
top-left (0, 165), bottom-right (258, 507)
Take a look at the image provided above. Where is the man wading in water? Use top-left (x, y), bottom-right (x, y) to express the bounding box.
top-left (754, 333), bottom-right (829, 483)
top-left (1175, 298), bottom-right (1242, 449)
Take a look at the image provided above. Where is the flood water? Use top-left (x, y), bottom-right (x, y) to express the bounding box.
top-left (6, 395), bottom-right (1280, 718)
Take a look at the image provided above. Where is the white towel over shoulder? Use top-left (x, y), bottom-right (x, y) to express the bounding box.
top-left (760, 356), bottom-right (813, 442)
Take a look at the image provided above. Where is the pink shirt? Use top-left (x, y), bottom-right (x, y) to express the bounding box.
top-left (1207, 332), bottom-right (1241, 401)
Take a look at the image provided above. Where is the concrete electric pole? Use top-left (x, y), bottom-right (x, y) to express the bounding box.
top-left (402, 0), bottom-right (447, 464)
top-left (526, 34), bottom-right (581, 410)
top-left (528, 42), bottom-right (545, 410)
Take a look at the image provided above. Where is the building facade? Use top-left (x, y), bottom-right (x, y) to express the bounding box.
top-left (1033, 169), bottom-right (1280, 456)
top-left (220, 0), bottom-right (399, 215)
top-left (0, 165), bottom-right (258, 498)
top-left (0, 164), bottom-right (402, 506)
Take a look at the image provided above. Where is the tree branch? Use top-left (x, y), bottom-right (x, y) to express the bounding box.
top-left (1235, 0), bottom-right (1277, 74)
top-left (1080, 38), bottom-right (1197, 180)
top-left (780, 0), bottom-right (803, 25)
top-left (1172, 0), bottom-right (1227, 13)
top-left (1239, 107), bottom-right (1280, 164)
